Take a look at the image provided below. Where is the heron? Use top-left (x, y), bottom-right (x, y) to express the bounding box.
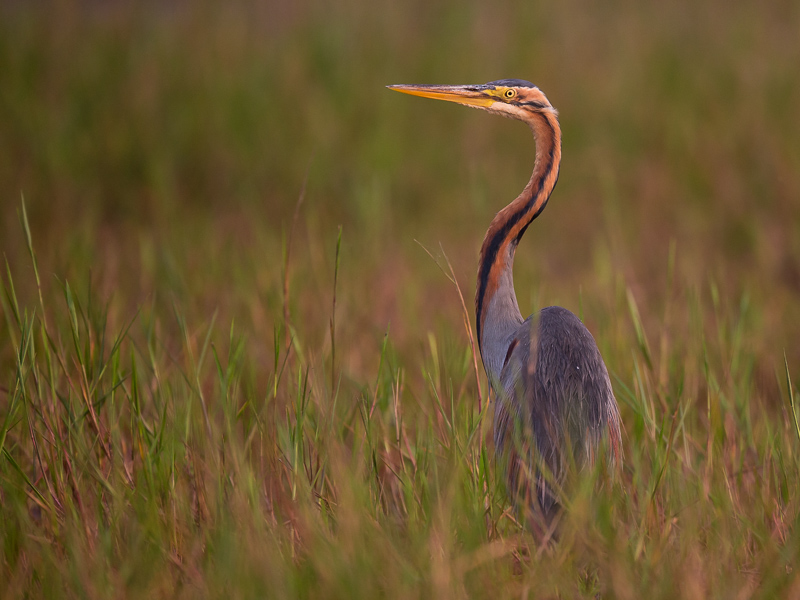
top-left (388, 80), bottom-right (622, 532)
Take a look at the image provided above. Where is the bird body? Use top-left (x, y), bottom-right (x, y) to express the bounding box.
top-left (495, 307), bottom-right (620, 520)
top-left (389, 80), bottom-right (622, 529)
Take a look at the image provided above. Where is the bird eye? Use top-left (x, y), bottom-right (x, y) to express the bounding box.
top-left (504, 89), bottom-right (516, 98)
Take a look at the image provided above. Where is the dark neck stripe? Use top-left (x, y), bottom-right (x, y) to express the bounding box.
top-left (475, 116), bottom-right (558, 353)
top-left (519, 101), bottom-right (547, 109)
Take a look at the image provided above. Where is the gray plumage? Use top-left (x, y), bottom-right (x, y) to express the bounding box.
top-left (494, 307), bottom-right (622, 521)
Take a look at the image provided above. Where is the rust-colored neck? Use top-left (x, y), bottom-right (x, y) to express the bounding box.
top-left (475, 110), bottom-right (561, 371)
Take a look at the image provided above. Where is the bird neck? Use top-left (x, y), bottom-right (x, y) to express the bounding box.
top-left (475, 110), bottom-right (562, 384)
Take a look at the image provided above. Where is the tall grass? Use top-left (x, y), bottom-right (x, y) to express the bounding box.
top-left (2, 1), bottom-right (800, 597)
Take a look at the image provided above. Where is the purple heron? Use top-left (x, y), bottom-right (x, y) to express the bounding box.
top-left (389, 80), bottom-right (622, 531)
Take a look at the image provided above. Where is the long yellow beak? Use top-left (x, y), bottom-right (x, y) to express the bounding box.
top-left (387, 84), bottom-right (496, 108)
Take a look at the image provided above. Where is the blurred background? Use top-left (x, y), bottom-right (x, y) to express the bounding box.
top-left (1, 0), bottom-right (799, 395)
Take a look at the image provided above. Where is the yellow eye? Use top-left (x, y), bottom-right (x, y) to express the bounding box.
top-left (504, 89), bottom-right (516, 99)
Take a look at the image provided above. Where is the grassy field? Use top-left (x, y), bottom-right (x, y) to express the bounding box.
top-left (2, 1), bottom-right (800, 597)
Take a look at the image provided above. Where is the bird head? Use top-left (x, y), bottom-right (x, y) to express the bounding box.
top-left (387, 79), bottom-right (556, 120)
